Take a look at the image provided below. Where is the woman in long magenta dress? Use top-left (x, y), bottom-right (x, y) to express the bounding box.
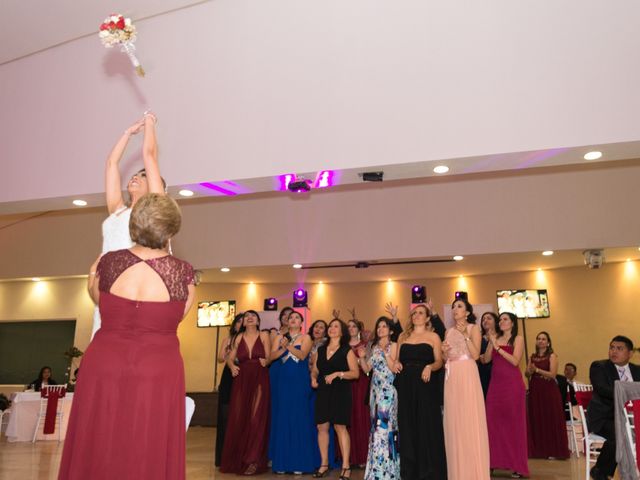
top-left (220, 310), bottom-right (271, 475)
top-left (525, 331), bottom-right (570, 459)
top-left (346, 319), bottom-right (370, 468)
top-left (59, 194), bottom-right (195, 480)
top-left (484, 312), bottom-right (529, 478)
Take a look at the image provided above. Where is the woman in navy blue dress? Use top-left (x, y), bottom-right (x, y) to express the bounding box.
top-left (268, 311), bottom-right (317, 473)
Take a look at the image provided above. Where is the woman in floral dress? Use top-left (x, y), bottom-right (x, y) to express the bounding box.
top-left (360, 317), bottom-right (400, 480)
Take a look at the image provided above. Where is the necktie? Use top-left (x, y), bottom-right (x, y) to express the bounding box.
top-left (618, 367), bottom-right (630, 382)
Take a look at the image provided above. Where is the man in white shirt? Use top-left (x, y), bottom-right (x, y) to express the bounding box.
top-left (588, 335), bottom-right (640, 480)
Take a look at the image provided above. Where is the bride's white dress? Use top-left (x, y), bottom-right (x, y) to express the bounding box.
top-left (90, 206), bottom-right (133, 338)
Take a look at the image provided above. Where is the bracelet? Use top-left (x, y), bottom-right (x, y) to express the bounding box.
top-left (89, 271), bottom-right (96, 276)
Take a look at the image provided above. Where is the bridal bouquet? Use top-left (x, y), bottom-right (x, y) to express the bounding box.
top-left (99, 14), bottom-right (145, 77)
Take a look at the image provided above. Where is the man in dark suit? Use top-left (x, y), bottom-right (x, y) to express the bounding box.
top-left (588, 335), bottom-right (640, 480)
top-left (556, 362), bottom-right (578, 417)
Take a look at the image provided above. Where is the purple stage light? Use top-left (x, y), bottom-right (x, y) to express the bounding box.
top-left (314, 170), bottom-right (336, 188)
top-left (293, 288), bottom-right (308, 307)
top-left (277, 174), bottom-right (295, 191)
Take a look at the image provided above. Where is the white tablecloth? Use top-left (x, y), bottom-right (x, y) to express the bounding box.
top-left (4, 391), bottom-right (74, 442)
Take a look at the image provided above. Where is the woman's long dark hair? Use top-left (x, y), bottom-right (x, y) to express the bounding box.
top-left (229, 313), bottom-right (244, 349)
top-left (37, 366), bottom-right (52, 382)
top-left (498, 312), bottom-right (518, 346)
top-left (535, 331), bottom-right (554, 356)
top-left (451, 298), bottom-right (477, 324)
top-left (328, 318), bottom-right (350, 347)
top-left (371, 316), bottom-right (394, 347)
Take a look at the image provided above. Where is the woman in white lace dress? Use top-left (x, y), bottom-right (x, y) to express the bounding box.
top-left (90, 112), bottom-right (165, 338)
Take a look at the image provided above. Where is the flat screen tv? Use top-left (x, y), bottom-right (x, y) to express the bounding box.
top-left (197, 300), bottom-right (236, 327)
top-left (496, 289), bottom-right (550, 319)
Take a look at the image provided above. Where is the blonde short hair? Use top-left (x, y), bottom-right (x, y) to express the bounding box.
top-left (129, 194), bottom-right (181, 249)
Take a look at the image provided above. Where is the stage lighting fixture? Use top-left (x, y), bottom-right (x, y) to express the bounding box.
top-left (288, 179), bottom-right (312, 193)
top-left (293, 288), bottom-right (308, 307)
top-left (455, 291), bottom-right (468, 301)
top-left (411, 285), bottom-right (426, 304)
top-left (361, 171), bottom-right (384, 182)
top-left (264, 298), bottom-right (278, 311)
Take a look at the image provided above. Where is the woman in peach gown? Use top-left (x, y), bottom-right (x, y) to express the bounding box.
top-left (442, 298), bottom-right (490, 480)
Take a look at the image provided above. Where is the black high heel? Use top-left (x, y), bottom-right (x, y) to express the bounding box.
top-left (313, 465), bottom-right (329, 478)
top-left (339, 467), bottom-right (351, 480)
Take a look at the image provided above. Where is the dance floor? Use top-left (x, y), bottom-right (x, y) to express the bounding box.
top-left (0, 426), bottom-right (605, 479)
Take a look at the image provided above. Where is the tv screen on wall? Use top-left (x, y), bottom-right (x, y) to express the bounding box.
top-left (496, 289), bottom-right (550, 319)
top-left (197, 300), bottom-right (237, 327)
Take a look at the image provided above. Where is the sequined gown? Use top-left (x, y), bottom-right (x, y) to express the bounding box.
top-left (58, 249), bottom-right (194, 480)
top-left (364, 344), bottom-right (400, 480)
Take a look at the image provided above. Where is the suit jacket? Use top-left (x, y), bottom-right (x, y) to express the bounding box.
top-left (587, 359), bottom-right (640, 433)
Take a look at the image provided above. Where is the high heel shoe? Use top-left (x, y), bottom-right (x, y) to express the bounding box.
top-left (313, 465), bottom-right (329, 478)
top-left (339, 467), bottom-right (351, 480)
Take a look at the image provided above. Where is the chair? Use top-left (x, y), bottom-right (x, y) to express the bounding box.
top-left (565, 401), bottom-right (580, 457)
top-left (577, 404), bottom-right (605, 480)
top-left (623, 401), bottom-right (637, 466)
top-left (0, 408), bottom-right (11, 434)
top-left (185, 396), bottom-right (195, 431)
top-left (32, 384), bottom-right (67, 442)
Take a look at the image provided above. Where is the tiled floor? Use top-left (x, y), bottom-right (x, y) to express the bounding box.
top-left (0, 426), bottom-right (600, 479)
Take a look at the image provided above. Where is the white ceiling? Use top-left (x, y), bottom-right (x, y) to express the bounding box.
top-left (0, 0), bottom-right (206, 64)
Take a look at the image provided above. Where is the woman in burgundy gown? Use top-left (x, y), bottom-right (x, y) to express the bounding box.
top-left (59, 194), bottom-right (195, 480)
top-left (220, 310), bottom-right (271, 475)
top-left (484, 312), bottom-right (529, 478)
top-left (525, 331), bottom-right (570, 459)
top-left (346, 319), bottom-right (370, 468)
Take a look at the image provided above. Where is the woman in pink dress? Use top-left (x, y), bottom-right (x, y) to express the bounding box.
top-left (59, 194), bottom-right (195, 480)
top-left (220, 310), bottom-right (271, 475)
top-left (484, 312), bottom-right (529, 478)
top-left (525, 331), bottom-right (570, 459)
top-left (347, 318), bottom-right (370, 468)
top-left (442, 298), bottom-right (490, 480)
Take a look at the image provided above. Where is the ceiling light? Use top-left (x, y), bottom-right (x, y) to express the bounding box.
top-left (179, 189), bottom-right (194, 197)
top-left (318, 281), bottom-right (324, 284)
top-left (453, 255), bottom-right (464, 261)
top-left (537, 268), bottom-right (542, 271)
top-left (220, 267), bottom-right (230, 273)
top-left (583, 151), bottom-right (602, 161)
top-left (542, 250), bottom-right (554, 256)
top-left (433, 165), bottom-right (449, 174)
top-left (627, 258), bottom-right (631, 262)
top-left (31, 277), bottom-right (41, 282)
top-left (72, 200), bottom-right (87, 206)
top-left (292, 264), bottom-right (303, 269)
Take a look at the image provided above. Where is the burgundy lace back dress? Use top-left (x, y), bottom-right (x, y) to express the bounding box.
top-left (58, 249), bottom-right (194, 480)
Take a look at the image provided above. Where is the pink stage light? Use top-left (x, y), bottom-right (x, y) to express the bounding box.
top-left (314, 170), bottom-right (335, 188)
top-left (277, 174), bottom-right (295, 191)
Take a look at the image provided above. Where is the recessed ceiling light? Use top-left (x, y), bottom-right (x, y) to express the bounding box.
top-left (292, 264), bottom-right (303, 269)
top-left (249, 281), bottom-right (254, 285)
top-left (387, 278), bottom-right (392, 283)
top-left (542, 250), bottom-right (554, 256)
top-left (318, 281), bottom-right (324, 284)
top-left (458, 275), bottom-right (464, 278)
top-left (537, 268), bottom-right (542, 271)
top-left (583, 151), bottom-right (602, 161)
top-left (627, 258), bottom-right (631, 262)
top-left (433, 165), bottom-right (449, 174)
top-left (31, 277), bottom-right (41, 282)
top-left (179, 189), bottom-right (194, 197)
top-left (72, 200), bottom-right (87, 206)
top-left (453, 255), bottom-right (464, 261)
top-left (220, 267), bottom-right (230, 273)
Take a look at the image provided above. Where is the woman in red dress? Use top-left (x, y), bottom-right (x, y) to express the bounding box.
top-left (347, 318), bottom-right (370, 468)
top-left (526, 331), bottom-right (570, 459)
top-left (58, 194), bottom-right (195, 480)
top-left (220, 310), bottom-right (271, 475)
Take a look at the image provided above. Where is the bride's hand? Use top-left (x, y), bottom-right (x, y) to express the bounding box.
top-left (125, 119), bottom-right (145, 136)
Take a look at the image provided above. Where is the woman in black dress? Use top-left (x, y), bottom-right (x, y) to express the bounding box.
top-left (311, 318), bottom-right (359, 480)
top-left (478, 311), bottom-right (498, 398)
top-left (394, 304), bottom-right (447, 480)
top-left (214, 313), bottom-right (243, 466)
